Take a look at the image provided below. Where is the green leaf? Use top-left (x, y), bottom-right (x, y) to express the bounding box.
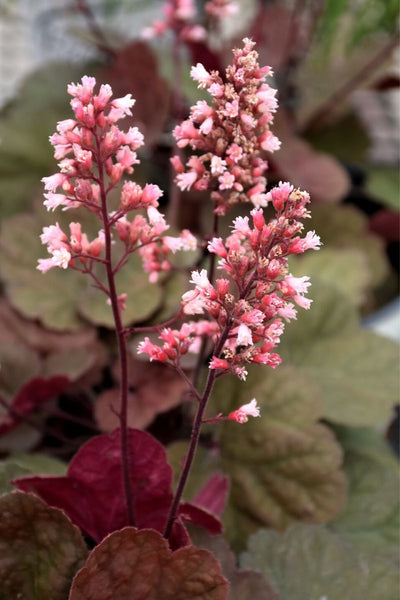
top-left (279, 280), bottom-right (399, 426)
top-left (290, 248), bottom-right (371, 307)
top-left (329, 426), bottom-right (399, 555)
top-left (189, 526), bottom-right (279, 600)
top-left (240, 525), bottom-right (367, 600)
top-left (213, 366), bottom-right (347, 549)
top-left (0, 212), bottom-right (88, 331)
top-left (69, 527), bottom-right (228, 600)
top-left (78, 252), bottom-right (162, 328)
top-left (0, 208), bottom-right (162, 331)
top-left (367, 167), bottom-right (400, 210)
top-left (0, 63), bottom-right (97, 218)
top-left (0, 453), bottom-right (66, 493)
top-left (0, 492), bottom-right (87, 599)
top-left (305, 204), bottom-right (389, 288)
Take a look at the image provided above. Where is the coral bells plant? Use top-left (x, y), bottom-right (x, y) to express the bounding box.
top-left (31, 38), bottom-right (320, 579)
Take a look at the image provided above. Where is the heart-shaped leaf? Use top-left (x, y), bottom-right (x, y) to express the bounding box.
top-left (213, 365), bottom-right (347, 548)
top-left (0, 492), bottom-right (87, 600)
top-left (329, 425), bottom-right (400, 555)
top-left (69, 527), bottom-right (228, 600)
top-left (14, 428), bottom-right (222, 547)
top-left (279, 280), bottom-right (399, 426)
top-left (240, 525), bottom-right (367, 600)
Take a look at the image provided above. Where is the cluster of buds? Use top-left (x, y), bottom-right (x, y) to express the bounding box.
top-left (38, 76), bottom-right (192, 280)
top-left (139, 182), bottom-right (320, 381)
top-left (138, 320), bottom-right (220, 362)
top-left (171, 38), bottom-right (280, 215)
top-left (142, 0), bottom-right (206, 42)
top-left (37, 222), bottom-right (105, 273)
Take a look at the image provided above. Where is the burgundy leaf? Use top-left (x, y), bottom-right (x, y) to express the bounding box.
top-left (14, 429), bottom-right (173, 541)
top-left (193, 472), bottom-right (230, 517)
top-left (179, 502), bottom-right (223, 535)
top-left (14, 429), bottom-right (228, 547)
top-left (0, 375), bottom-right (69, 435)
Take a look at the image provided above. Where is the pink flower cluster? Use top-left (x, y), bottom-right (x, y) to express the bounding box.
top-left (138, 320), bottom-right (220, 363)
top-left (171, 38), bottom-right (280, 215)
top-left (142, 0), bottom-right (206, 42)
top-left (177, 182), bottom-right (319, 380)
top-left (38, 76), bottom-right (193, 280)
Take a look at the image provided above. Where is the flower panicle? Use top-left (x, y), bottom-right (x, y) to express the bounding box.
top-left (171, 38), bottom-right (280, 215)
top-left (38, 76), bottom-right (195, 282)
top-left (138, 179), bottom-right (320, 382)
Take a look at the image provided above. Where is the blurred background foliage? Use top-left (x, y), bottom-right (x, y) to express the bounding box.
top-left (0, 1), bottom-right (398, 596)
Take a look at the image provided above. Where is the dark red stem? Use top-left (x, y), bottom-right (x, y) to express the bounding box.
top-left (163, 319), bottom-right (231, 539)
top-left (95, 133), bottom-right (135, 526)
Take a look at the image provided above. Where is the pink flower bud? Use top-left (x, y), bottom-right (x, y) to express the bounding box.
top-left (229, 399), bottom-right (260, 423)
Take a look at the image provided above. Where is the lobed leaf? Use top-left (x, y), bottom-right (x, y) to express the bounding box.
top-left (213, 366), bottom-right (347, 548)
top-left (279, 280), bottom-right (399, 426)
top-left (0, 492), bottom-right (87, 600)
top-left (69, 527), bottom-right (228, 600)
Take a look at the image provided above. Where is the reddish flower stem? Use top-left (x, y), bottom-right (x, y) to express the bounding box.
top-left (94, 132), bottom-right (135, 526)
top-left (163, 319), bottom-right (231, 540)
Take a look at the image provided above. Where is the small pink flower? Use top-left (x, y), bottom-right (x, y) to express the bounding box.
top-left (226, 143), bottom-right (243, 163)
top-left (207, 237), bottom-right (227, 258)
top-left (223, 100), bottom-right (239, 118)
top-left (209, 356), bottom-right (229, 370)
top-left (218, 172), bottom-right (235, 190)
top-left (231, 216), bottom-right (250, 234)
top-left (236, 323), bottom-right (253, 347)
top-left (51, 247), bottom-right (71, 269)
top-left (208, 83), bottom-right (224, 98)
top-left (43, 193), bottom-right (69, 211)
top-left (176, 171), bottom-right (198, 191)
top-left (211, 156), bottom-right (227, 175)
top-left (190, 269), bottom-right (210, 289)
top-left (190, 63), bottom-right (212, 88)
top-left (229, 399), bottom-right (260, 423)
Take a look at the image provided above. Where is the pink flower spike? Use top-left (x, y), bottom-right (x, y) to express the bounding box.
top-left (229, 399), bottom-right (260, 423)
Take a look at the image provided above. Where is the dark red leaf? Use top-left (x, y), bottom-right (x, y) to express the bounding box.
top-left (192, 472), bottom-right (230, 517)
top-left (14, 429), bottom-right (228, 546)
top-left (179, 502), bottom-right (223, 535)
top-left (0, 375), bottom-right (69, 435)
top-left (14, 429), bottom-right (173, 542)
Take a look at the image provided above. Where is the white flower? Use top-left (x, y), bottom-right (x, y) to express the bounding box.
top-left (237, 323), bottom-right (253, 346)
top-left (51, 247), bottom-right (71, 269)
top-left (190, 63), bottom-right (212, 88)
top-left (190, 269), bottom-right (210, 289)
